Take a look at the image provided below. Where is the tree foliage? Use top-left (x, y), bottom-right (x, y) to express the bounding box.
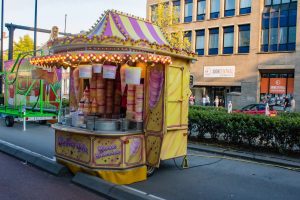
top-left (13, 35), bottom-right (34, 59)
top-left (152, 0), bottom-right (191, 50)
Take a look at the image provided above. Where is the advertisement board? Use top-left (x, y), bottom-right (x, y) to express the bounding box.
top-left (269, 78), bottom-right (286, 94)
top-left (204, 66), bottom-right (235, 78)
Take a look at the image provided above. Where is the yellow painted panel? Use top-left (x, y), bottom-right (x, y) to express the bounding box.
top-left (58, 159), bottom-right (147, 185)
top-left (167, 67), bottom-right (182, 100)
top-left (55, 131), bottom-right (91, 164)
top-left (166, 102), bottom-right (181, 127)
top-left (92, 138), bottom-right (123, 167)
top-left (182, 65), bottom-right (191, 125)
top-left (146, 135), bottom-right (162, 167)
top-left (160, 130), bottom-right (187, 160)
top-left (144, 64), bottom-right (164, 132)
top-left (124, 136), bottom-right (145, 167)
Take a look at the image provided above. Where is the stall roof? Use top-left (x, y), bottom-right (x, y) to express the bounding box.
top-left (87, 10), bottom-right (169, 46)
top-left (47, 10), bottom-right (196, 60)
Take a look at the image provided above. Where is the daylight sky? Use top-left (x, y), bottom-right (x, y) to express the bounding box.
top-left (1, 0), bottom-right (147, 49)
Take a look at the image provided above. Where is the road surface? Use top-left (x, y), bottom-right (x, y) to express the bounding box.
top-left (0, 121), bottom-right (300, 200)
top-left (0, 151), bottom-right (105, 200)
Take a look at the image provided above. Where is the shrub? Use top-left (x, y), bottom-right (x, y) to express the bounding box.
top-left (188, 107), bottom-right (300, 153)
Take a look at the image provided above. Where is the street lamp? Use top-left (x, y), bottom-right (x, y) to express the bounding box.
top-left (1, 0), bottom-right (4, 94)
top-left (33, 0), bottom-right (38, 56)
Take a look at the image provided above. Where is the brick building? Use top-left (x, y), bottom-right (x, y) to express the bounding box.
top-left (146, 0), bottom-right (300, 110)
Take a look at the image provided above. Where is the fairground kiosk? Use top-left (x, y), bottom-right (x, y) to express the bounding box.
top-left (30, 10), bottom-right (195, 184)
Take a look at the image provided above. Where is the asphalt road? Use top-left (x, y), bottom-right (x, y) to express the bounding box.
top-left (1, 121), bottom-right (300, 200)
top-left (0, 151), bottom-right (105, 200)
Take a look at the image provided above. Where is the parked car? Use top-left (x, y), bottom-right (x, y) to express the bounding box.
top-left (234, 104), bottom-right (277, 117)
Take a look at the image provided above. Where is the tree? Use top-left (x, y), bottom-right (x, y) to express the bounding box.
top-left (13, 35), bottom-right (34, 59)
top-left (152, 0), bottom-right (191, 50)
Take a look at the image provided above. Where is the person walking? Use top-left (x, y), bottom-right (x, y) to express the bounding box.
top-left (227, 101), bottom-right (233, 113)
top-left (214, 96), bottom-right (219, 107)
top-left (189, 94), bottom-right (195, 106)
top-left (290, 97), bottom-right (296, 112)
top-left (202, 95), bottom-right (206, 106)
top-left (284, 97), bottom-right (290, 112)
top-left (206, 95), bottom-right (210, 106)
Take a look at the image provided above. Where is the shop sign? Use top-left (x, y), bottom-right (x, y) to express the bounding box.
top-left (204, 66), bottom-right (235, 78)
top-left (269, 78), bottom-right (286, 94)
top-left (93, 138), bottom-right (122, 166)
top-left (55, 131), bottom-right (91, 163)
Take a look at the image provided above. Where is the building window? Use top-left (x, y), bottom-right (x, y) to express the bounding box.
top-left (185, 0), bottom-right (193, 22)
top-left (240, 0), bottom-right (252, 14)
top-left (225, 0), bottom-right (235, 17)
top-left (196, 30), bottom-right (205, 55)
top-left (223, 26), bottom-right (234, 54)
top-left (238, 24), bottom-right (250, 53)
top-left (261, 1), bottom-right (297, 52)
top-left (209, 28), bottom-right (219, 55)
top-left (184, 31), bottom-right (192, 48)
top-left (151, 5), bottom-right (158, 22)
top-left (210, 0), bottom-right (220, 19)
top-left (197, 0), bottom-right (206, 21)
top-left (173, 1), bottom-right (181, 23)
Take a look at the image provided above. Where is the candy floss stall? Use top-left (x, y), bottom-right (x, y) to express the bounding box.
top-left (30, 10), bottom-right (195, 184)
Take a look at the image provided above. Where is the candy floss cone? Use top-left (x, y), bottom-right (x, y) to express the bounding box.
top-left (135, 85), bottom-right (144, 122)
top-left (106, 80), bottom-right (114, 114)
top-left (126, 85), bottom-right (135, 120)
top-left (120, 64), bottom-right (128, 95)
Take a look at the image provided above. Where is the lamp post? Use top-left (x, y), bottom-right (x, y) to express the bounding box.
top-left (0, 0), bottom-right (4, 94)
top-left (33, 0), bottom-right (37, 56)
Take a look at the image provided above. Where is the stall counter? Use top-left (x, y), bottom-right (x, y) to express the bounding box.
top-left (52, 124), bottom-right (146, 184)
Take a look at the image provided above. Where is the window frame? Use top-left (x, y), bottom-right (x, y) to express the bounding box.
top-left (225, 0), bottom-right (235, 17)
top-left (209, 28), bottom-right (219, 55)
top-left (223, 26), bottom-right (234, 54)
top-left (210, 0), bottom-right (220, 19)
top-left (261, 1), bottom-right (297, 52)
top-left (196, 29), bottom-right (205, 55)
top-left (238, 24), bottom-right (251, 53)
top-left (184, 0), bottom-right (193, 22)
top-left (240, 0), bottom-right (252, 15)
top-left (197, 0), bottom-right (206, 21)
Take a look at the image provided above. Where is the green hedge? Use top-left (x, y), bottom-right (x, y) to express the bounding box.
top-left (189, 106), bottom-right (300, 152)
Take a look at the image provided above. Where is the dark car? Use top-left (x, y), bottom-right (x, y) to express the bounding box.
top-left (234, 104), bottom-right (277, 117)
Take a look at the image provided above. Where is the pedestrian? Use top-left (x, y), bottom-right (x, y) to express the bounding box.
top-left (284, 97), bottom-right (290, 112)
top-left (228, 101), bottom-right (233, 113)
top-left (206, 95), bottom-right (210, 106)
top-left (265, 103), bottom-right (270, 116)
top-left (202, 95), bottom-right (206, 106)
top-left (214, 96), bottom-right (219, 107)
top-left (290, 97), bottom-right (296, 112)
top-left (189, 94), bottom-right (195, 106)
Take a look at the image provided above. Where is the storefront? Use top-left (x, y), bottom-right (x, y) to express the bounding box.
top-left (260, 70), bottom-right (295, 105)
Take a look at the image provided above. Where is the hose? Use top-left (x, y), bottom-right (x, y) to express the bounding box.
top-left (173, 153), bottom-right (300, 172)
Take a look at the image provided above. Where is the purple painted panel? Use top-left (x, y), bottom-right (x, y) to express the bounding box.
top-left (145, 22), bottom-right (165, 45)
top-left (128, 17), bottom-right (147, 40)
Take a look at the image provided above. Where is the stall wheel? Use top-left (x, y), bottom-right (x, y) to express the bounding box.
top-left (5, 116), bottom-right (14, 127)
top-left (147, 165), bottom-right (156, 177)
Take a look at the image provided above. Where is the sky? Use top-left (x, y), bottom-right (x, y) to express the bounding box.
top-left (1, 0), bottom-right (147, 50)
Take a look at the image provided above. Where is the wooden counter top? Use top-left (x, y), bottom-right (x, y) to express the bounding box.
top-left (52, 123), bottom-right (143, 136)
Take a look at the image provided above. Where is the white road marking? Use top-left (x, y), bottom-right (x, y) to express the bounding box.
top-left (0, 139), bottom-right (56, 161)
top-left (122, 185), bottom-right (166, 200)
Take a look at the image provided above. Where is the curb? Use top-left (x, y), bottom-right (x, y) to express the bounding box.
top-left (188, 144), bottom-right (300, 170)
top-left (0, 141), bottom-right (68, 176)
top-left (72, 172), bottom-right (164, 200)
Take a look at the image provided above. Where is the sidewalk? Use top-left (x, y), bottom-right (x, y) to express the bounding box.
top-left (188, 142), bottom-right (300, 170)
top-left (0, 152), bottom-right (105, 200)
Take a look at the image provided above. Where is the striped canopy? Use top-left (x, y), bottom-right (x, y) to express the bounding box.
top-left (87, 10), bottom-right (170, 46)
